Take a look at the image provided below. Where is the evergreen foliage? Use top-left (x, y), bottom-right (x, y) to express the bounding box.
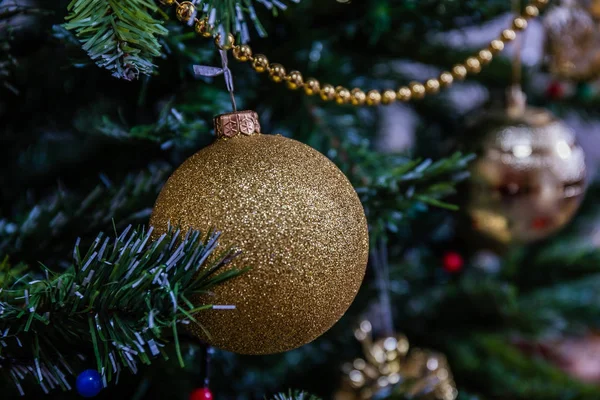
top-left (63, 0), bottom-right (168, 80)
top-left (3, 0), bottom-right (600, 399)
top-left (0, 226), bottom-right (244, 396)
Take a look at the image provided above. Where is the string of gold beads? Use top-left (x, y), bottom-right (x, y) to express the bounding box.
top-left (158, 0), bottom-right (548, 106)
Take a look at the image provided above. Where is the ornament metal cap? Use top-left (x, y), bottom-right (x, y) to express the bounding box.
top-left (214, 110), bottom-right (261, 139)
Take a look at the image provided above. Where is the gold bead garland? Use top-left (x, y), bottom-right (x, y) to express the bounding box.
top-left (161, 0), bottom-right (548, 106)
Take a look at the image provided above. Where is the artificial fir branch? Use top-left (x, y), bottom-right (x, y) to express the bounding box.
top-left (0, 164), bottom-right (172, 264)
top-left (0, 39), bottom-right (18, 95)
top-left (62, 0), bottom-right (301, 79)
top-left (192, 0), bottom-right (301, 41)
top-left (271, 391), bottom-right (321, 400)
top-left (0, 3), bottom-right (51, 21)
top-left (0, 257), bottom-right (27, 289)
top-left (519, 274), bottom-right (600, 332)
top-left (345, 144), bottom-right (474, 242)
top-left (447, 334), bottom-right (600, 400)
top-left (0, 226), bottom-right (245, 395)
top-left (63, 0), bottom-right (168, 80)
top-left (304, 110), bottom-right (473, 243)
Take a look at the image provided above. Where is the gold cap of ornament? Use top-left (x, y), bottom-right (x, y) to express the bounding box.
top-left (214, 110), bottom-right (261, 138)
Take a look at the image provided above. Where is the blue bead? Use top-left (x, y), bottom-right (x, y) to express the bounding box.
top-left (76, 369), bottom-right (103, 398)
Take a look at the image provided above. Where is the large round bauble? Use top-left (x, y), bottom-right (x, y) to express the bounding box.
top-left (150, 111), bottom-right (369, 355)
top-left (466, 107), bottom-right (586, 244)
top-left (543, 4), bottom-right (600, 81)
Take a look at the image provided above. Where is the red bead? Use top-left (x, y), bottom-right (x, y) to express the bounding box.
top-left (442, 252), bottom-right (464, 273)
top-left (190, 388), bottom-right (213, 400)
top-left (546, 81), bottom-right (564, 100)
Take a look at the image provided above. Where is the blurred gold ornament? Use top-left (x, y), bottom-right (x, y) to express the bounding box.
top-left (150, 110), bottom-right (369, 355)
top-left (544, 2), bottom-right (600, 81)
top-left (590, 0), bottom-right (600, 18)
top-left (335, 320), bottom-right (458, 400)
top-left (573, 0), bottom-right (600, 18)
top-left (466, 103), bottom-right (586, 244)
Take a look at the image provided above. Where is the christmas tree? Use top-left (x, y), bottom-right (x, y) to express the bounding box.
top-left (2, 0), bottom-right (600, 399)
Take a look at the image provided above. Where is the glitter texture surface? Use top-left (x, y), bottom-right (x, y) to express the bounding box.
top-left (150, 133), bottom-right (369, 354)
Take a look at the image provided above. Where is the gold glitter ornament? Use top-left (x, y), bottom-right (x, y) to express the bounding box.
top-left (150, 110), bottom-right (369, 355)
top-left (466, 106), bottom-right (587, 244)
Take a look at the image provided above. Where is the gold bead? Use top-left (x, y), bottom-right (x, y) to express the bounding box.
top-left (194, 18), bottom-right (212, 37)
top-left (382, 90), bottom-right (397, 105)
top-left (350, 88), bottom-right (366, 106)
top-left (215, 33), bottom-right (235, 50)
top-left (176, 1), bottom-right (196, 22)
top-left (489, 39), bottom-right (505, 54)
top-left (466, 57), bottom-right (482, 73)
top-left (439, 72), bottom-right (454, 88)
top-left (501, 29), bottom-right (517, 42)
top-left (524, 5), bottom-right (539, 18)
top-left (397, 87), bottom-right (412, 102)
top-left (452, 64), bottom-right (467, 80)
top-left (409, 82), bottom-right (426, 99)
top-left (159, 0), bottom-right (175, 5)
top-left (287, 71), bottom-right (304, 90)
top-left (366, 90), bottom-right (382, 106)
top-left (513, 17), bottom-right (528, 31)
top-left (304, 78), bottom-right (320, 96)
top-left (268, 63), bottom-right (287, 83)
top-left (335, 86), bottom-right (352, 105)
top-left (233, 45), bottom-right (252, 62)
top-left (252, 54), bottom-right (269, 73)
top-left (425, 79), bottom-right (440, 94)
top-left (477, 49), bottom-right (493, 65)
top-left (320, 84), bottom-right (336, 101)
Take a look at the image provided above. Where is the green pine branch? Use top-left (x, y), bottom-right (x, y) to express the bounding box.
top-left (0, 39), bottom-right (18, 95)
top-left (0, 226), bottom-right (246, 395)
top-left (85, 88), bottom-right (230, 148)
top-left (447, 334), bottom-right (600, 400)
top-left (194, 0), bottom-right (301, 39)
top-left (518, 274), bottom-right (600, 332)
top-left (347, 145), bottom-right (474, 242)
top-left (1, 164), bottom-right (171, 263)
top-left (271, 390), bottom-right (321, 400)
top-left (63, 0), bottom-right (168, 80)
top-left (303, 109), bottom-right (473, 243)
top-left (62, 0), bottom-right (301, 79)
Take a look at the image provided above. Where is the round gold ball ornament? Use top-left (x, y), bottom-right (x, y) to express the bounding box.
top-left (150, 110), bottom-right (369, 355)
top-left (466, 104), bottom-right (587, 244)
top-left (543, 2), bottom-right (600, 81)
